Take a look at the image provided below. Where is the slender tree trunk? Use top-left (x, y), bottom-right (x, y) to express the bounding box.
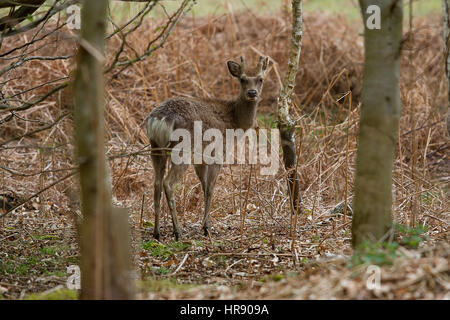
top-left (74, 0), bottom-right (133, 299)
top-left (443, 0), bottom-right (450, 135)
top-left (277, 0), bottom-right (303, 213)
top-left (352, 0), bottom-right (403, 247)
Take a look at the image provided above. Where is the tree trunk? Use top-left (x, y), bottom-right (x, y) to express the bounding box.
top-left (74, 0), bottom-right (134, 299)
top-left (352, 0), bottom-right (403, 247)
top-left (443, 0), bottom-right (450, 135)
top-left (277, 0), bottom-right (303, 213)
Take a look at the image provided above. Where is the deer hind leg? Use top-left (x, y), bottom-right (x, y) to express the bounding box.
top-left (150, 146), bottom-right (167, 240)
top-left (195, 164), bottom-right (221, 236)
top-left (163, 163), bottom-right (188, 241)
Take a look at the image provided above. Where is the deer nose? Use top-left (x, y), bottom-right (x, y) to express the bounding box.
top-left (247, 89), bottom-right (257, 98)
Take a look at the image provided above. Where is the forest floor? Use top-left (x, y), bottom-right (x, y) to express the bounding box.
top-left (0, 5), bottom-right (449, 299)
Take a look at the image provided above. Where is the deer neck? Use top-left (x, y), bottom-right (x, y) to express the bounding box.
top-left (233, 95), bottom-right (258, 130)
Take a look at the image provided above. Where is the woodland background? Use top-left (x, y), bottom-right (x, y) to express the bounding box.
top-left (0, 0), bottom-right (448, 299)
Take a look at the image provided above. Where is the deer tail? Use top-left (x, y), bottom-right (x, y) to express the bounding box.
top-left (146, 116), bottom-right (174, 148)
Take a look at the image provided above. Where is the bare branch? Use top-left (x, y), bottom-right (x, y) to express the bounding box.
top-left (0, 111), bottom-right (69, 147)
top-left (0, 82), bottom-right (69, 112)
top-left (0, 0), bottom-right (76, 37)
top-left (0, 164), bottom-right (77, 177)
top-left (0, 21), bottom-right (66, 57)
top-left (0, 0), bottom-right (45, 9)
top-left (108, 0), bottom-right (197, 76)
top-left (0, 170), bottom-right (77, 219)
top-left (0, 0), bottom-right (45, 31)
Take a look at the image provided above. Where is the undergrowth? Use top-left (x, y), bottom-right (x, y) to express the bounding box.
top-left (349, 224), bottom-right (429, 267)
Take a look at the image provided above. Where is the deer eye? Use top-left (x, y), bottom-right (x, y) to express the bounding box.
top-left (258, 78), bottom-right (263, 84)
top-left (240, 78), bottom-right (246, 84)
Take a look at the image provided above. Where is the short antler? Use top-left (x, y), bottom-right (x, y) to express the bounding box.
top-left (240, 56), bottom-right (245, 74)
top-left (256, 56), bottom-right (264, 73)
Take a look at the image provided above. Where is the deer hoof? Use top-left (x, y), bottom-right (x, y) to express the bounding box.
top-left (202, 225), bottom-right (210, 237)
top-left (174, 231), bottom-right (181, 241)
top-left (153, 230), bottom-right (160, 240)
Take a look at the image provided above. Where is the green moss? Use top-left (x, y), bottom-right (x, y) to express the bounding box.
top-left (1, 256), bottom-right (40, 276)
top-left (271, 274), bottom-right (284, 282)
top-left (44, 270), bottom-right (66, 277)
top-left (349, 241), bottom-right (400, 267)
top-left (67, 256), bottom-right (79, 264)
top-left (143, 220), bottom-right (154, 228)
top-left (24, 288), bottom-right (78, 300)
top-left (421, 191), bottom-right (438, 205)
top-left (154, 266), bottom-right (170, 275)
top-left (1, 237), bottom-right (74, 279)
top-left (258, 273), bottom-right (287, 283)
top-left (40, 246), bottom-right (57, 255)
top-left (395, 223), bottom-right (428, 249)
top-left (40, 244), bottom-right (69, 255)
top-left (168, 241), bottom-right (191, 251)
top-left (138, 278), bottom-right (198, 292)
top-left (212, 240), bottom-right (225, 248)
top-left (0, 260), bottom-right (15, 275)
top-left (142, 241), bottom-right (173, 259)
top-left (193, 240), bottom-right (204, 247)
top-left (213, 255), bottom-right (228, 265)
top-left (32, 234), bottom-right (59, 241)
top-left (141, 240), bottom-right (191, 259)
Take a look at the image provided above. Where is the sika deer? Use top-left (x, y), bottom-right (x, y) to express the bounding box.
top-left (146, 56), bottom-right (269, 240)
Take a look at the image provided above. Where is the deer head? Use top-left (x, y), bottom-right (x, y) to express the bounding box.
top-left (227, 56), bottom-right (269, 102)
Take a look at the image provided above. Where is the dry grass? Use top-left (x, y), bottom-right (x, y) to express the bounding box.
top-left (0, 9), bottom-right (448, 299)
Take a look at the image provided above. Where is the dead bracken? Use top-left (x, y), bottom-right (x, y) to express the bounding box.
top-left (0, 4), bottom-right (448, 299)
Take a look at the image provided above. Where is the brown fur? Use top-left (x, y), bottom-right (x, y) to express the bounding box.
top-left (146, 56), bottom-right (269, 240)
top-left (148, 96), bottom-right (256, 136)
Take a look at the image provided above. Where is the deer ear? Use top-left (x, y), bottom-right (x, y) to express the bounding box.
top-left (261, 57), bottom-right (269, 75)
top-left (227, 60), bottom-right (241, 78)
